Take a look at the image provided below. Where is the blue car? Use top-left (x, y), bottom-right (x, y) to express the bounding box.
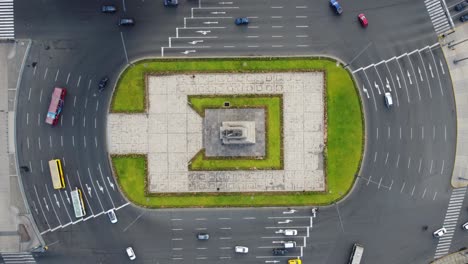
top-left (235, 17), bottom-right (249, 25)
top-left (330, 0), bottom-right (343, 15)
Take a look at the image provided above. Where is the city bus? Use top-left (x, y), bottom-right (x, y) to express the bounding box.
top-left (45, 87), bottom-right (66, 126)
top-left (348, 243), bottom-right (364, 264)
top-left (71, 188), bottom-right (86, 218)
top-left (48, 159), bottom-right (65, 189)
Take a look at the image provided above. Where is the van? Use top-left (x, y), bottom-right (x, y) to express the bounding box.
top-left (384, 92), bottom-right (393, 108)
top-left (284, 241), bottom-right (296, 248)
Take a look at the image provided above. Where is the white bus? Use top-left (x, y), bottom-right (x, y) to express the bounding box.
top-left (48, 159), bottom-right (65, 189)
top-left (71, 188), bottom-right (86, 218)
top-left (348, 243), bottom-right (364, 264)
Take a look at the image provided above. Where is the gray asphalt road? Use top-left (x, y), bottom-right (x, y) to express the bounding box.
top-left (10, 0), bottom-right (466, 263)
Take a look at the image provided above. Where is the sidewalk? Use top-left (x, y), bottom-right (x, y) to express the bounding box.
top-left (441, 25), bottom-right (468, 188)
top-left (432, 248), bottom-right (468, 264)
top-left (0, 39), bottom-right (43, 253)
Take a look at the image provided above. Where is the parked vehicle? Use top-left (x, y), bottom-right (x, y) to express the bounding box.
top-left (455, 3), bottom-right (466, 12)
top-left (460, 14), bottom-right (468, 22)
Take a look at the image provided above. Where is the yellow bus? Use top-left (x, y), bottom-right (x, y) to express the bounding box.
top-left (48, 159), bottom-right (65, 189)
top-left (71, 188), bottom-right (86, 218)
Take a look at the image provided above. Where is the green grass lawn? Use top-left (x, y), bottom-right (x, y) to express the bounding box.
top-left (188, 95), bottom-right (282, 170)
top-left (111, 58), bottom-right (363, 207)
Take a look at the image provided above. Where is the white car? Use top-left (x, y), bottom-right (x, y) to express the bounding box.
top-left (462, 222), bottom-right (468, 230)
top-left (384, 92), bottom-right (393, 108)
top-left (235, 246), bottom-right (249, 253)
top-left (284, 241), bottom-right (296, 248)
top-left (108, 209), bottom-right (117, 224)
top-left (433, 227), bottom-right (447, 238)
top-left (284, 229), bottom-right (298, 236)
top-left (126, 247), bottom-right (136, 260)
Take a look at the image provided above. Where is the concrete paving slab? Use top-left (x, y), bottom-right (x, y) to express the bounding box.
top-left (109, 73), bottom-right (325, 193)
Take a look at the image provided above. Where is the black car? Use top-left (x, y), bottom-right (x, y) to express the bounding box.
top-left (461, 14), bottom-right (468, 22)
top-left (455, 3), bottom-right (466, 12)
top-left (197, 233), bottom-right (209, 240)
top-left (164, 0), bottom-right (178, 7)
top-left (118, 18), bottom-right (135, 26)
top-left (98, 77), bottom-right (109, 92)
top-left (101, 5), bottom-right (117, 13)
top-left (272, 248), bottom-right (288, 255)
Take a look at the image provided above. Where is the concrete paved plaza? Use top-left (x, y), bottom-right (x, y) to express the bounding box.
top-left (108, 72), bottom-right (325, 193)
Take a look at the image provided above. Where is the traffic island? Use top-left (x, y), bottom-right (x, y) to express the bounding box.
top-left (109, 58), bottom-right (363, 207)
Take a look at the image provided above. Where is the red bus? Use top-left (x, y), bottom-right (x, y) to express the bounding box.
top-left (45, 87), bottom-right (66, 125)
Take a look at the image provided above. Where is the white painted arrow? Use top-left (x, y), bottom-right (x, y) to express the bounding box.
top-left (32, 201), bottom-right (39, 214)
top-left (54, 194), bottom-right (60, 208)
top-left (407, 70), bottom-right (412, 85)
top-left (428, 64), bottom-right (434, 78)
top-left (86, 184), bottom-right (92, 198)
top-left (396, 74), bottom-right (401, 88)
top-left (203, 21), bottom-right (219, 24)
top-left (418, 67), bottom-right (423, 81)
top-left (43, 197), bottom-right (49, 211)
top-left (219, 1), bottom-right (233, 4)
top-left (97, 180), bottom-right (104, 193)
top-left (374, 81), bottom-right (381, 95)
top-left (275, 229), bottom-right (285, 234)
top-left (181, 50), bottom-right (196, 55)
top-left (272, 241), bottom-right (285, 244)
top-left (65, 191), bottom-right (71, 204)
top-left (362, 86), bottom-right (370, 99)
top-left (385, 78), bottom-right (391, 92)
top-left (440, 60), bottom-right (445, 75)
top-left (211, 11), bottom-right (226, 14)
top-left (283, 209), bottom-right (297, 214)
top-left (189, 40), bottom-right (204, 45)
top-left (107, 177), bottom-right (115, 190)
top-left (196, 30), bottom-right (211, 35)
top-left (278, 219), bottom-right (293, 224)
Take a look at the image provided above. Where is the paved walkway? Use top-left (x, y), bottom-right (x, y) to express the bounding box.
top-left (0, 39), bottom-right (43, 253)
top-left (109, 72), bottom-right (326, 193)
top-left (442, 25), bottom-right (468, 188)
top-left (432, 248), bottom-right (468, 264)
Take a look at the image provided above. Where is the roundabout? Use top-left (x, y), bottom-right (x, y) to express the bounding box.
top-left (8, 0), bottom-right (465, 263)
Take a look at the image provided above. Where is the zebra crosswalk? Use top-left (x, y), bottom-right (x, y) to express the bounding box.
top-left (434, 187), bottom-right (467, 259)
top-left (1, 252), bottom-right (36, 263)
top-left (0, 0), bottom-right (14, 40)
top-left (424, 0), bottom-right (452, 35)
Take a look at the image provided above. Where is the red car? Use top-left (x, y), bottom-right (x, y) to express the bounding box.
top-left (358, 13), bottom-right (368, 27)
